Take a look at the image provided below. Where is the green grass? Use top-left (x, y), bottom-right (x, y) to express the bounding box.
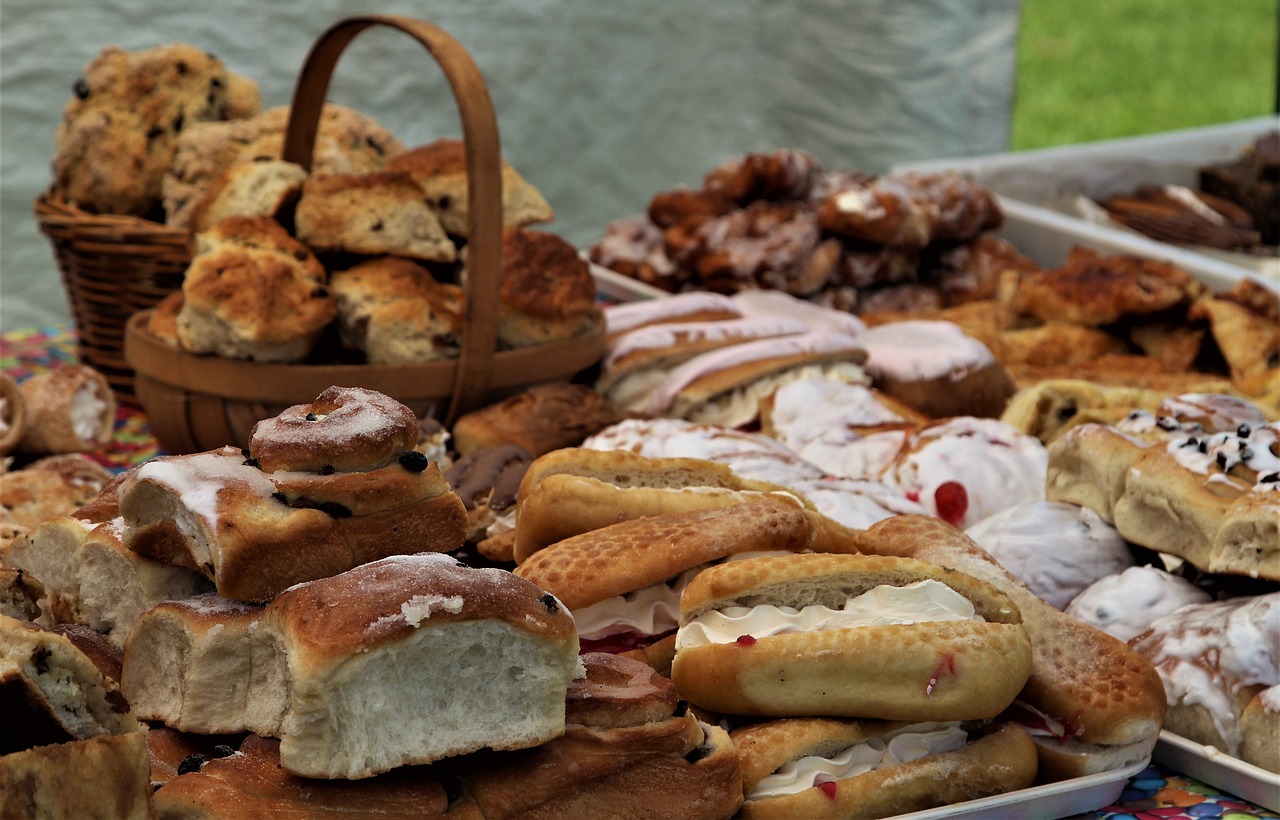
top-left (1012, 0), bottom-right (1278, 150)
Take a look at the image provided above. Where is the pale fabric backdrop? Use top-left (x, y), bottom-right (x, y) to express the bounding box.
top-left (0, 0), bottom-right (1019, 331)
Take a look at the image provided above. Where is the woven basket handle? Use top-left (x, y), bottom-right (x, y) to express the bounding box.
top-left (281, 15), bottom-right (501, 426)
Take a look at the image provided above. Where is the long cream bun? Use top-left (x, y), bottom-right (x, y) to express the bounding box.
top-left (604, 291), bottom-right (742, 343)
top-left (513, 447), bottom-right (857, 564)
top-left (642, 331), bottom-right (869, 427)
top-left (851, 514), bottom-right (1167, 781)
top-left (15, 365), bottom-right (116, 454)
top-left (598, 315), bottom-right (810, 412)
top-left (514, 499), bottom-right (814, 671)
top-left (670, 553), bottom-right (1032, 721)
top-left (733, 719), bottom-right (1037, 819)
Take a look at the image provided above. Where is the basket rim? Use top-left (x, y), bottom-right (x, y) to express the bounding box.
top-left (123, 310), bottom-right (605, 405)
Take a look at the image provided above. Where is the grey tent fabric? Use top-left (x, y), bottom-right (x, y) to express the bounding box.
top-left (0, 0), bottom-right (1019, 330)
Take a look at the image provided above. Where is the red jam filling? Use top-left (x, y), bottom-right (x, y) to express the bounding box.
top-left (736, 634), bottom-right (758, 647)
top-left (578, 627), bottom-right (677, 655)
top-left (925, 652), bottom-right (957, 696)
top-left (817, 779), bottom-right (838, 800)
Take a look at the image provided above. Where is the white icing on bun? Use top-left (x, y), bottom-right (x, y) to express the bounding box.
top-left (859, 320), bottom-right (994, 383)
top-left (1064, 565), bottom-right (1211, 642)
top-left (966, 501), bottom-right (1135, 610)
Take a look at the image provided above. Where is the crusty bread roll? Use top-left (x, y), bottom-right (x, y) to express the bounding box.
top-left (295, 170), bottom-right (457, 262)
top-left (2, 515), bottom-right (94, 624)
top-left (0, 614), bottom-right (141, 755)
top-left (513, 447), bottom-right (855, 563)
top-left (0, 373), bottom-right (26, 456)
top-left (856, 319), bottom-right (1016, 419)
top-left (450, 382), bottom-right (634, 458)
top-left (733, 719), bottom-right (1036, 819)
top-left (121, 592), bottom-right (268, 735)
top-left (1240, 685), bottom-right (1280, 773)
top-left (671, 553), bottom-right (1033, 722)
top-left (0, 732), bottom-right (154, 820)
top-left (515, 499), bottom-right (815, 674)
top-left (124, 554), bottom-right (583, 780)
top-left (259, 553), bottom-right (581, 779)
top-left (642, 331), bottom-right (869, 428)
top-left (177, 215), bottom-right (336, 363)
top-left (389, 138), bottom-right (554, 237)
top-left (14, 364), bottom-right (115, 454)
top-left (851, 515), bottom-right (1167, 781)
top-left (152, 734), bottom-right (452, 818)
top-left (454, 652), bottom-right (744, 820)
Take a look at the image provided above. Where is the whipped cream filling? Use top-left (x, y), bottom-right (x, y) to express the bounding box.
top-left (0, 397), bottom-right (9, 438)
top-left (676, 579), bottom-right (980, 649)
top-left (71, 382), bottom-right (108, 441)
top-left (750, 722), bottom-right (968, 799)
top-left (688, 360), bottom-right (869, 428)
top-left (602, 366), bottom-right (673, 413)
top-left (574, 551), bottom-right (795, 640)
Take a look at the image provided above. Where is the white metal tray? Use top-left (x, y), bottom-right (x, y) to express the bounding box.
top-left (1154, 730), bottom-right (1280, 814)
top-left (886, 757), bottom-right (1149, 820)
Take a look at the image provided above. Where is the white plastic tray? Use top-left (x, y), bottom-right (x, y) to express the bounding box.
top-left (1154, 731), bottom-right (1280, 813)
top-left (886, 757), bottom-right (1149, 820)
top-left (891, 117), bottom-right (1279, 280)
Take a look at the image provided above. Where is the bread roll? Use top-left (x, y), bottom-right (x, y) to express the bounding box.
top-left (187, 157), bottom-right (307, 235)
top-left (152, 734), bottom-right (452, 818)
top-left (454, 653), bottom-right (744, 820)
top-left (0, 453), bottom-right (114, 530)
top-left (513, 447), bottom-right (854, 563)
top-left (851, 515), bottom-right (1167, 781)
top-left (0, 614), bottom-right (141, 755)
top-left (0, 567), bottom-right (43, 621)
top-left (330, 256), bottom-right (466, 364)
top-left (734, 719), bottom-right (1036, 819)
top-left (14, 365), bottom-right (115, 454)
top-left (672, 553), bottom-right (1033, 722)
top-left (515, 499), bottom-right (815, 672)
top-left (492, 228), bottom-right (603, 348)
top-left (259, 553), bottom-right (581, 779)
top-left (0, 732), bottom-right (154, 820)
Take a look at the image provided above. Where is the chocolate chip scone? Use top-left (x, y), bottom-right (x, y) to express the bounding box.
top-left (52, 43), bottom-right (261, 217)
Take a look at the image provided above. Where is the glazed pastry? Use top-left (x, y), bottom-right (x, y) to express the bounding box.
top-left (1064, 565), bottom-right (1211, 643)
top-left (14, 365), bottom-right (115, 454)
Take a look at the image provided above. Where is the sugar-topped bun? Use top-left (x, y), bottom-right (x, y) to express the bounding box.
top-left (965, 501), bottom-right (1136, 610)
top-left (1064, 565), bottom-right (1211, 643)
top-left (858, 320), bottom-right (1016, 419)
top-left (249, 385), bottom-right (419, 474)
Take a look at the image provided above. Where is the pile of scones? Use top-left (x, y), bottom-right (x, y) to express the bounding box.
top-left (50, 42), bottom-right (602, 368)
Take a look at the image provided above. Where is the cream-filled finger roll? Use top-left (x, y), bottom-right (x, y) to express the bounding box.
top-left (15, 365), bottom-right (115, 454)
top-left (671, 553), bottom-right (1032, 721)
top-left (733, 718), bottom-right (1036, 819)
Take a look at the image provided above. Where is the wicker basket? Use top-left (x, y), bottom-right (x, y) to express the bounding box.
top-left (33, 197), bottom-right (190, 403)
top-left (123, 14), bottom-right (606, 455)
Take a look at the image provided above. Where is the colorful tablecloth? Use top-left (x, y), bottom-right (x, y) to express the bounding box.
top-left (2, 326), bottom-right (1277, 820)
